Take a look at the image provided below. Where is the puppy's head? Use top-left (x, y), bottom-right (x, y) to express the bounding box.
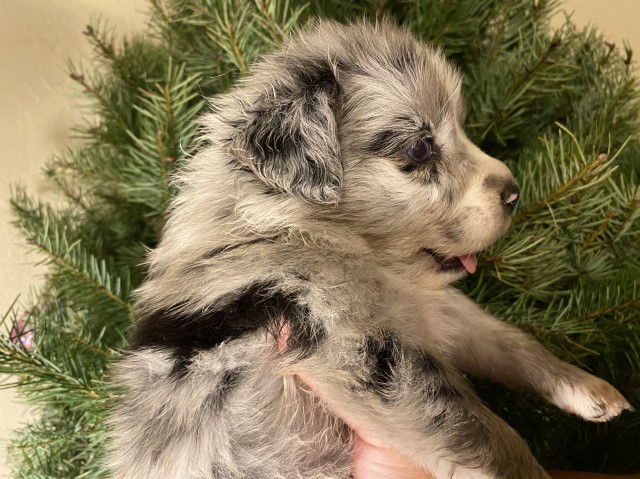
top-left (213, 20), bottom-right (518, 289)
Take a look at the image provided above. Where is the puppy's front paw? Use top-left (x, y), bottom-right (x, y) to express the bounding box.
top-left (551, 376), bottom-right (632, 422)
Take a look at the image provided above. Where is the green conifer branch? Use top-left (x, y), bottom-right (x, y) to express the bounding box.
top-left (45, 149), bottom-right (125, 190)
top-left (0, 343), bottom-right (103, 401)
top-left (124, 63), bottom-right (204, 214)
top-left (83, 24), bottom-right (116, 64)
top-left (580, 211), bottom-right (614, 253)
top-left (610, 192), bottom-right (640, 245)
top-left (68, 72), bottom-right (131, 135)
top-left (514, 127), bottom-right (628, 225)
top-left (253, 0), bottom-right (307, 46)
top-left (213, 2), bottom-right (251, 75)
top-left (10, 193), bottom-right (132, 315)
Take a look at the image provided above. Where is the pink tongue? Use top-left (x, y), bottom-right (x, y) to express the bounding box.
top-left (457, 254), bottom-right (477, 274)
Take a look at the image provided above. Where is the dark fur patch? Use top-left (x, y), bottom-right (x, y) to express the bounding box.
top-left (285, 314), bottom-right (328, 359)
top-left (366, 129), bottom-right (402, 156)
top-left (443, 227), bottom-right (461, 243)
top-left (203, 368), bottom-right (243, 413)
top-left (236, 57), bottom-right (341, 204)
top-left (482, 174), bottom-right (507, 193)
top-left (415, 350), bottom-right (464, 402)
top-left (284, 59), bottom-right (340, 98)
top-left (363, 331), bottom-right (399, 398)
top-left (390, 42), bottom-right (418, 72)
top-left (201, 237), bottom-right (280, 260)
top-left (400, 158), bottom-right (440, 178)
top-left (361, 331), bottom-right (463, 407)
top-left (131, 282), bottom-right (324, 376)
top-left (244, 100), bottom-right (321, 162)
top-left (364, 124), bottom-right (441, 182)
top-left (364, 116), bottom-right (421, 157)
top-left (401, 163), bottom-right (441, 187)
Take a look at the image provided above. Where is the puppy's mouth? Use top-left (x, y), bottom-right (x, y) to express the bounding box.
top-left (423, 249), bottom-right (478, 274)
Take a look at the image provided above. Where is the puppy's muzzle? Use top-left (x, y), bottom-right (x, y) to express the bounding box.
top-left (501, 182), bottom-right (520, 214)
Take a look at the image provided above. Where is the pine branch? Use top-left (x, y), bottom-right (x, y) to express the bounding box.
top-left (83, 24), bottom-right (117, 63)
top-left (124, 61), bottom-right (204, 214)
top-left (45, 147), bottom-right (126, 191)
top-left (480, 34), bottom-right (563, 142)
top-left (69, 71), bottom-right (131, 135)
top-left (253, 0), bottom-right (308, 47)
top-left (10, 191), bottom-right (133, 316)
top-left (514, 126), bottom-right (626, 225)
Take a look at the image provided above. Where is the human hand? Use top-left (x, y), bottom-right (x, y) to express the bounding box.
top-left (292, 369), bottom-right (432, 478)
top-left (351, 432), bottom-right (434, 479)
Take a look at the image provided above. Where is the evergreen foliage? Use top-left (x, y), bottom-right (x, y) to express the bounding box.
top-left (2, 0), bottom-right (639, 476)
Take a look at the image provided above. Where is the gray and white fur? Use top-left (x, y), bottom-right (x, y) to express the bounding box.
top-left (108, 20), bottom-right (631, 479)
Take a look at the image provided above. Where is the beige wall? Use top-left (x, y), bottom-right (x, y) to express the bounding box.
top-left (0, 0), bottom-right (638, 476)
top-left (556, 0), bottom-right (640, 54)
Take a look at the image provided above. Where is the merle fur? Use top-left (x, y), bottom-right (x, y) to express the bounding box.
top-left (131, 282), bottom-right (321, 376)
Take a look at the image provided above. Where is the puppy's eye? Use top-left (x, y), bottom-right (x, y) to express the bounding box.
top-left (406, 139), bottom-right (433, 163)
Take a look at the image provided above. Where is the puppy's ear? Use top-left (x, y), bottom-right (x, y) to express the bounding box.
top-left (231, 59), bottom-right (342, 204)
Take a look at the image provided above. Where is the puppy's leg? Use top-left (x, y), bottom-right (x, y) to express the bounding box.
top-left (294, 329), bottom-right (550, 479)
top-left (414, 288), bottom-right (631, 422)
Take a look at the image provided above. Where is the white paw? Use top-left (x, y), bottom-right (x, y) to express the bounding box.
top-left (552, 378), bottom-right (632, 422)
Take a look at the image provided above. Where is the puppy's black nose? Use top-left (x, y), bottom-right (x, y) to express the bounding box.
top-left (501, 183), bottom-right (520, 213)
